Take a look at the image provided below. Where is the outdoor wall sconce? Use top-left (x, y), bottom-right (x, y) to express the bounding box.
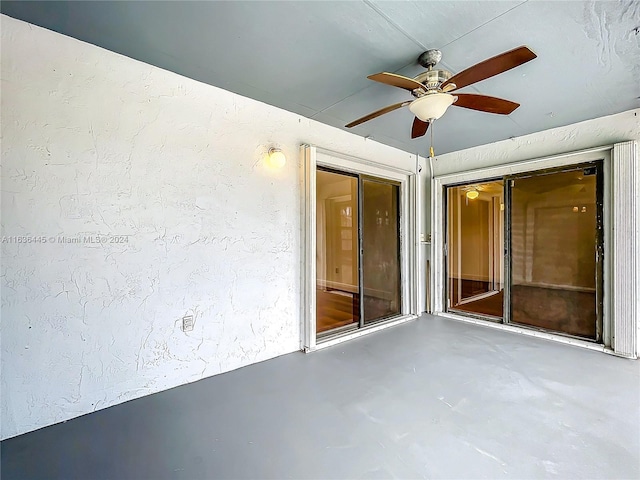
top-left (266, 148), bottom-right (286, 169)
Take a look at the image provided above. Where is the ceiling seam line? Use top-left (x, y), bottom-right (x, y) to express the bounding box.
top-left (506, 115), bottom-right (525, 130)
top-left (439, 0), bottom-right (530, 50)
top-left (311, 59), bottom-right (419, 118)
top-left (310, 83), bottom-right (379, 118)
top-left (361, 0), bottom-right (428, 51)
top-left (311, 56), bottom-right (421, 116)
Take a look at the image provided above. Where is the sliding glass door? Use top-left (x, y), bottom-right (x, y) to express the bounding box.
top-left (507, 163), bottom-right (603, 340)
top-left (316, 168), bottom-right (401, 337)
top-left (446, 180), bottom-right (505, 319)
top-left (316, 169), bottom-right (360, 334)
top-left (362, 178), bottom-right (401, 324)
top-left (445, 162), bottom-right (603, 341)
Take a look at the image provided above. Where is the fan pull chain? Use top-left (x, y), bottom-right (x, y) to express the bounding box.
top-left (429, 120), bottom-right (435, 158)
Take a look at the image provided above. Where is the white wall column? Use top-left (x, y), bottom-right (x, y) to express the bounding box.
top-left (611, 141), bottom-right (638, 357)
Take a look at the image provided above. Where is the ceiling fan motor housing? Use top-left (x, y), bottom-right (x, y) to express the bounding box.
top-left (413, 69), bottom-right (453, 93)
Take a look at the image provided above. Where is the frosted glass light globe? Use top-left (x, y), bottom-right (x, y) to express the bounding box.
top-left (409, 93), bottom-right (457, 121)
top-left (268, 149), bottom-right (286, 169)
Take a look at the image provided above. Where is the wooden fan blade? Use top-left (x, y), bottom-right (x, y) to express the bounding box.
top-left (368, 72), bottom-right (425, 91)
top-left (411, 117), bottom-right (430, 139)
top-left (453, 94), bottom-right (520, 114)
top-left (345, 101), bottom-right (410, 128)
top-left (442, 46), bottom-right (536, 91)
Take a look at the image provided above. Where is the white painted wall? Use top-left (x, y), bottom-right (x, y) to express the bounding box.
top-left (0, 16), bottom-right (418, 440)
top-left (431, 110), bottom-right (640, 177)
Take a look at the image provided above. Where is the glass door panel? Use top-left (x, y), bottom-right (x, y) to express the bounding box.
top-left (508, 165), bottom-right (602, 340)
top-left (446, 181), bottom-right (505, 318)
top-left (316, 169), bottom-right (359, 334)
top-left (361, 179), bottom-right (401, 324)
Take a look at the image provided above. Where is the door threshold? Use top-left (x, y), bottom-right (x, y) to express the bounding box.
top-left (307, 314), bottom-right (418, 352)
top-left (317, 323), bottom-right (358, 340)
top-left (448, 308), bottom-right (502, 323)
top-left (457, 289), bottom-right (501, 305)
top-left (509, 321), bottom-right (599, 344)
top-left (435, 311), bottom-right (619, 355)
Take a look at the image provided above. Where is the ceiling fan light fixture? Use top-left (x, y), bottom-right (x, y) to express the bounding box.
top-left (409, 93), bottom-right (457, 121)
top-left (466, 190), bottom-right (479, 200)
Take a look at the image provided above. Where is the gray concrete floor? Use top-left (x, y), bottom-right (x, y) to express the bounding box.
top-left (2, 315), bottom-right (639, 479)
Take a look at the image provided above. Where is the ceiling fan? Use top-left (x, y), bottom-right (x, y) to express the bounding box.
top-left (345, 46), bottom-right (537, 140)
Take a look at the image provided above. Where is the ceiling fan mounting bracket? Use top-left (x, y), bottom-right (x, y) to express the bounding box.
top-left (418, 49), bottom-right (442, 69)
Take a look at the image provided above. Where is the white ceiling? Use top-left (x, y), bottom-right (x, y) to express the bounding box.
top-left (2, 1), bottom-right (639, 155)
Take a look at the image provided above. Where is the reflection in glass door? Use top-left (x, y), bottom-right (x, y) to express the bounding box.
top-left (316, 168), bottom-right (402, 337)
top-left (316, 169), bottom-right (359, 334)
top-left (446, 181), bottom-right (505, 319)
top-left (362, 178), bottom-right (401, 324)
top-left (508, 163), bottom-right (603, 340)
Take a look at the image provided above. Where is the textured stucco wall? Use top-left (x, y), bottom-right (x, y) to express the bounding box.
top-left (432, 109), bottom-right (640, 177)
top-left (0, 16), bottom-right (417, 440)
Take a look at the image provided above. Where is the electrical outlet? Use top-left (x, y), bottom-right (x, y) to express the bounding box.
top-left (182, 315), bottom-right (194, 332)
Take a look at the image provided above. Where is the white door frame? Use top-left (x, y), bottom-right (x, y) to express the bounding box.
top-left (302, 145), bottom-right (420, 352)
top-left (430, 142), bottom-right (638, 358)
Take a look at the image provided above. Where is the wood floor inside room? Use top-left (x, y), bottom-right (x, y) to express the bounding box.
top-left (450, 281), bottom-right (504, 318)
top-left (316, 288), bottom-right (358, 333)
top-left (450, 280), bottom-right (597, 339)
top-left (450, 279), bottom-right (504, 318)
top-left (316, 288), bottom-right (399, 334)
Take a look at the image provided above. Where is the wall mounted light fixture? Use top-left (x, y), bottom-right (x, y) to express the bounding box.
top-left (267, 148), bottom-right (286, 169)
